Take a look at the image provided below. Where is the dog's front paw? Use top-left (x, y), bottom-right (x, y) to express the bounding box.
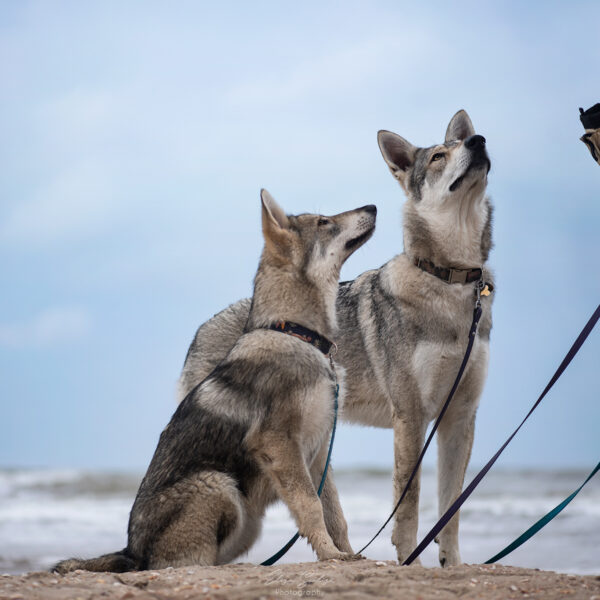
top-left (319, 550), bottom-right (357, 561)
top-left (335, 551), bottom-right (364, 561)
top-left (348, 553), bottom-right (365, 561)
top-left (439, 548), bottom-right (461, 567)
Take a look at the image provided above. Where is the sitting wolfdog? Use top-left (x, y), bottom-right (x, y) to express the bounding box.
top-left (177, 111), bottom-right (494, 566)
top-left (54, 190), bottom-right (376, 572)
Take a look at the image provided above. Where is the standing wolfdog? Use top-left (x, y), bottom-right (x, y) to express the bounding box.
top-left (178, 111), bottom-right (494, 567)
top-left (54, 191), bottom-right (376, 573)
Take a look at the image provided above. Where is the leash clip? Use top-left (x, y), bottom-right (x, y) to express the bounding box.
top-left (328, 342), bottom-right (338, 369)
top-left (328, 341), bottom-right (338, 357)
top-left (475, 278), bottom-right (485, 309)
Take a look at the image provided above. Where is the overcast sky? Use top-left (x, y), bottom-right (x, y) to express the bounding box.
top-left (1, 1), bottom-right (599, 473)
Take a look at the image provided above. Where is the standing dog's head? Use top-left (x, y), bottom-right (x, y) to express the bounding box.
top-left (377, 110), bottom-right (492, 265)
top-left (260, 189), bottom-right (376, 287)
top-left (377, 110), bottom-right (490, 204)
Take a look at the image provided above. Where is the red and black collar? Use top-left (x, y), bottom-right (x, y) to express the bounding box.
top-left (413, 256), bottom-right (486, 286)
top-left (268, 321), bottom-right (335, 356)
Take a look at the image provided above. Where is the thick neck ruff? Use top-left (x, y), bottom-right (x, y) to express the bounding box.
top-left (267, 320), bottom-right (335, 356)
top-left (413, 256), bottom-right (483, 285)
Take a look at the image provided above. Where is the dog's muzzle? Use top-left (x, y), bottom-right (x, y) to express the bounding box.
top-left (449, 135), bottom-right (491, 192)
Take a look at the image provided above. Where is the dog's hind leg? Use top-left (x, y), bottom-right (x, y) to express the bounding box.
top-left (142, 472), bottom-right (244, 569)
top-left (309, 442), bottom-right (354, 553)
top-left (216, 497), bottom-right (263, 565)
top-left (256, 433), bottom-right (355, 561)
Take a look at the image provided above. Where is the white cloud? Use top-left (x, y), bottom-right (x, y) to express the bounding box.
top-left (0, 306), bottom-right (92, 348)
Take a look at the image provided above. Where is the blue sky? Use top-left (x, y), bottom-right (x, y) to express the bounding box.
top-left (1, 1), bottom-right (599, 472)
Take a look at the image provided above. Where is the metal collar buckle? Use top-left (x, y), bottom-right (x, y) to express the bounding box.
top-left (448, 269), bottom-right (468, 285)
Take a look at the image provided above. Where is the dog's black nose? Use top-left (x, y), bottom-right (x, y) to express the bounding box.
top-left (361, 205), bottom-right (377, 215)
top-left (465, 134), bottom-right (486, 149)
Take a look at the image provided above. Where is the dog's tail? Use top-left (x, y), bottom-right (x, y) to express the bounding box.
top-left (52, 548), bottom-right (139, 574)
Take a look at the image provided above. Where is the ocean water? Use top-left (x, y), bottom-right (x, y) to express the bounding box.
top-left (0, 467), bottom-right (598, 575)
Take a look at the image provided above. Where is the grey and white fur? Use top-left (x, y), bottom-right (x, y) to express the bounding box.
top-left (177, 111), bottom-right (494, 567)
top-left (53, 190), bottom-right (376, 573)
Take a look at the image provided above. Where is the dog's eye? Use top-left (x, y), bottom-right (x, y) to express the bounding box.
top-left (430, 153), bottom-right (445, 163)
top-left (317, 218), bottom-right (331, 226)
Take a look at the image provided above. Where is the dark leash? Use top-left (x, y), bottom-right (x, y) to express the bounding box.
top-left (260, 321), bottom-right (339, 566)
top-left (357, 278), bottom-right (487, 555)
top-left (484, 108), bottom-right (600, 563)
top-left (403, 303), bottom-right (600, 565)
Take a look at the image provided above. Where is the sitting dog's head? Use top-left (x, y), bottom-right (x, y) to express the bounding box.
top-left (260, 189), bottom-right (376, 287)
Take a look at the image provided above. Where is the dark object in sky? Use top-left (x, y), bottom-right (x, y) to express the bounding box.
top-left (579, 104), bottom-right (600, 165)
top-left (580, 104), bottom-right (600, 129)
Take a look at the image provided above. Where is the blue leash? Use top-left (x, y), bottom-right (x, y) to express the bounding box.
top-left (261, 381), bottom-right (340, 566)
top-left (485, 460), bottom-right (600, 564)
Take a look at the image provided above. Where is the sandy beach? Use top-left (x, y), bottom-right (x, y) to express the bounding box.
top-left (1, 560), bottom-right (599, 600)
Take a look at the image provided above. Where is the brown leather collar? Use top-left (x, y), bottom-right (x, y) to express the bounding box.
top-left (413, 257), bottom-right (482, 285)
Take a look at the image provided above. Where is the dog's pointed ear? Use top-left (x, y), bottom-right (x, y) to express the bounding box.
top-left (377, 130), bottom-right (416, 183)
top-left (445, 110), bottom-right (475, 142)
top-left (261, 188), bottom-right (292, 254)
